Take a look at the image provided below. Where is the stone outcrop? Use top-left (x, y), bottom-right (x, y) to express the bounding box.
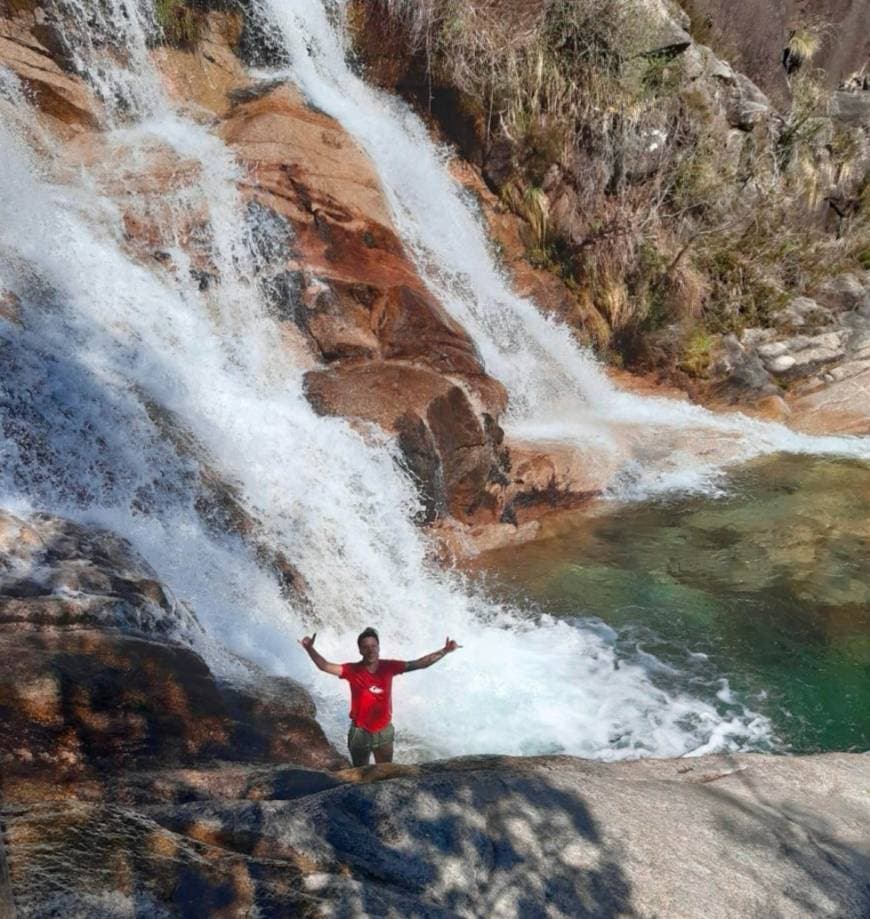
top-left (680, 0), bottom-right (870, 107)
top-left (710, 272), bottom-right (870, 433)
top-left (0, 6), bottom-right (100, 131)
top-left (2, 514), bottom-right (868, 917)
top-left (0, 510), bottom-right (345, 806)
top-left (4, 751), bottom-right (869, 917)
top-left (217, 81), bottom-right (530, 524)
top-left (0, 0), bottom-right (607, 557)
top-left (153, 11), bottom-right (247, 119)
top-left (345, 0), bottom-right (870, 443)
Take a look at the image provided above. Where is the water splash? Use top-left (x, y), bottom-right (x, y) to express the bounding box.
top-left (0, 1), bottom-right (779, 760)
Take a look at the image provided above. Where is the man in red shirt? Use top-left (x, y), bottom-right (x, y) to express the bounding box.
top-left (299, 626), bottom-right (461, 766)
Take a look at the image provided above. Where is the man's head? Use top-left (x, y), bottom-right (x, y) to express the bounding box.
top-left (357, 626), bottom-right (380, 665)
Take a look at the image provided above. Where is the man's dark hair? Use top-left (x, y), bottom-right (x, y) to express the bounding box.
top-left (357, 627), bottom-right (379, 647)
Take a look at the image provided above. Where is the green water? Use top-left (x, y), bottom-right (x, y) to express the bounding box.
top-left (475, 454), bottom-right (870, 753)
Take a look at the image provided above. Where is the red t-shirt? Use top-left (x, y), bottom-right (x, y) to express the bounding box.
top-left (340, 659), bottom-right (405, 732)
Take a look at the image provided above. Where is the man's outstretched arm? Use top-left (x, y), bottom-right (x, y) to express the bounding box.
top-left (404, 637), bottom-right (461, 672)
top-left (299, 634), bottom-right (342, 676)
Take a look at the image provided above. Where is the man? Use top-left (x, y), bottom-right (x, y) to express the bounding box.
top-left (298, 627), bottom-right (461, 766)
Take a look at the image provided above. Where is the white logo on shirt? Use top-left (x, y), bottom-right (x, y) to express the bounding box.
top-left (368, 685), bottom-right (384, 694)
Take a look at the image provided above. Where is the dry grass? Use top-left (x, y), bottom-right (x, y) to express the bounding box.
top-left (154, 0), bottom-right (201, 48)
top-left (362, 1), bottom-right (870, 373)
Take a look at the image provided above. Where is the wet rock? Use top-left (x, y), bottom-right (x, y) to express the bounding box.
top-left (221, 83), bottom-right (516, 519)
top-left (152, 11), bottom-right (249, 119)
top-left (395, 411), bottom-right (448, 523)
top-left (790, 365), bottom-right (870, 435)
top-left (375, 284), bottom-right (485, 377)
top-left (304, 363), bottom-right (504, 520)
top-left (754, 394), bottom-right (791, 421)
top-left (0, 20), bottom-right (100, 128)
top-left (497, 439), bottom-right (615, 524)
top-left (0, 511), bottom-right (345, 802)
top-left (0, 288), bottom-right (22, 325)
top-left (429, 517), bottom-right (542, 561)
top-left (0, 511), bottom-right (191, 637)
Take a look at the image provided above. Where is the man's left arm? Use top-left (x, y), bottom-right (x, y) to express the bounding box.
top-left (403, 637), bottom-right (461, 672)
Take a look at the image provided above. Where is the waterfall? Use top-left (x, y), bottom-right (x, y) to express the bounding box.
top-left (0, 0), bottom-right (814, 762)
top-left (260, 0), bottom-right (870, 499)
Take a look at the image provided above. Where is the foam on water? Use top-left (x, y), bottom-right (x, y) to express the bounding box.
top-left (0, 0), bottom-right (803, 761)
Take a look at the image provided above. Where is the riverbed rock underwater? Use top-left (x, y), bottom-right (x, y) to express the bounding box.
top-left (0, 0), bottom-right (868, 915)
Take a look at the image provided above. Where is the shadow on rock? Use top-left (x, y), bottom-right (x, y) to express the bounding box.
top-left (150, 756), bottom-right (633, 918)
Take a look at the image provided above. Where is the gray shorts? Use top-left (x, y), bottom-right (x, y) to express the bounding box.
top-left (347, 723), bottom-right (395, 760)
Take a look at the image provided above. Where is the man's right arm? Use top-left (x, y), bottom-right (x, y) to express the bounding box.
top-left (298, 634), bottom-right (342, 676)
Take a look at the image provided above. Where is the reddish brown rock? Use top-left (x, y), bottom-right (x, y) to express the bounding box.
top-left (374, 284), bottom-right (485, 376)
top-left (152, 11), bottom-right (247, 119)
top-left (218, 82), bottom-right (514, 518)
top-left (0, 288), bottom-right (21, 325)
top-left (0, 18), bottom-right (100, 129)
top-left (304, 363), bottom-right (507, 520)
top-left (220, 83), bottom-right (407, 289)
top-left (498, 440), bottom-right (612, 524)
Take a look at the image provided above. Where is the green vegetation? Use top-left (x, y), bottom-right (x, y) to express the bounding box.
top-left (154, 0), bottom-right (201, 48)
top-left (361, 2), bottom-right (870, 379)
top-left (677, 326), bottom-right (715, 376)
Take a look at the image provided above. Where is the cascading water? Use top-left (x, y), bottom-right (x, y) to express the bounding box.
top-left (10, 0), bottom-right (867, 763)
top-left (260, 0), bottom-right (870, 499)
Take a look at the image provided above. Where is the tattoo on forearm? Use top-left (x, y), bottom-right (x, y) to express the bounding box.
top-left (406, 649), bottom-right (446, 672)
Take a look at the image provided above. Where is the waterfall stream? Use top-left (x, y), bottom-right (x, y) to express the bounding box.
top-left (261, 0), bottom-right (870, 499)
top-left (2, 0), bottom-right (865, 760)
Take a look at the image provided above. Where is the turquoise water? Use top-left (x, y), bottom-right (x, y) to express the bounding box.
top-left (474, 455), bottom-right (870, 753)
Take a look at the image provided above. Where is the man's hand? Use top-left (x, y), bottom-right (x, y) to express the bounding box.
top-left (405, 638), bottom-right (462, 672)
top-left (299, 633), bottom-right (341, 676)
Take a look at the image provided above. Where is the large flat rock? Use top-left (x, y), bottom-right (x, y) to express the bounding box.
top-left (5, 753), bottom-right (868, 917)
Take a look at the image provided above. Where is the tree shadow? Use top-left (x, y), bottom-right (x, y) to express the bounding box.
top-left (155, 755), bottom-right (635, 918)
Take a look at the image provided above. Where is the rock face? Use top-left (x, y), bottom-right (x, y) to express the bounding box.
top-left (4, 751), bottom-right (869, 917)
top-left (218, 81), bottom-right (523, 523)
top-left (710, 272), bottom-right (870, 433)
top-left (681, 0), bottom-right (870, 106)
top-left (0, 6), bottom-right (101, 131)
top-left (0, 0), bottom-right (595, 540)
top-left (0, 511), bottom-right (345, 805)
top-left (2, 515), bottom-right (868, 917)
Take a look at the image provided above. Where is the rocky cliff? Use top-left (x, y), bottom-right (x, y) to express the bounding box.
top-left (1, 2), bottom-right (869, 915)
top-left (349, 0), bottom-right (870, 433)
top-left (0, 0), bottom-right (617, 562)
top-left (683, 0), bottom-right (870, 105)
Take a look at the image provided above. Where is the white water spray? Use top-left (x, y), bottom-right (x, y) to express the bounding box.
top-left (0, 0), bottom-right (801, 761)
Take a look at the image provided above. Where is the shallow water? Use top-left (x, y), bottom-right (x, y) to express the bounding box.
top-left (473, 454), bottom-right (870, 753)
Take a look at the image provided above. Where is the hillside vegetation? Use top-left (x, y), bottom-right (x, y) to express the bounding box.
top-left (349, 0), bottom-right (870, 383)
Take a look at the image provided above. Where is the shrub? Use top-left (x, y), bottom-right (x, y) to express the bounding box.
top-left (154, 0), bottom-right (200, 48)
top-left (364, 1), bottom-right (870, 365)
